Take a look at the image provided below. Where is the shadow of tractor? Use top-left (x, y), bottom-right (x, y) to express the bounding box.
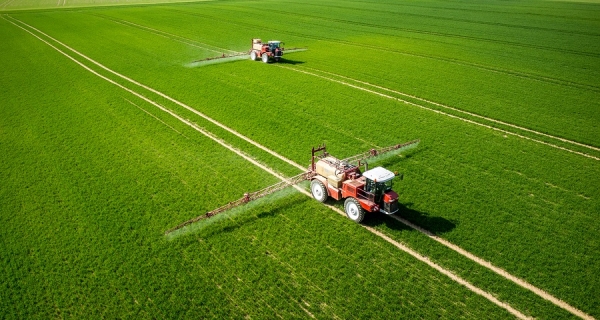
top-left (276, 59), bottom-right (305, 65)
top-left (363, 202), bottom-right (456, 235)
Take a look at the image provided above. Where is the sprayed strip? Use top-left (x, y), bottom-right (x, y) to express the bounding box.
top-left (302, 66), bottom-right (600, 153)
top-left (278, 65), bottom-right (599, 162)
top-left (7, 15), bottom-right (306, 172)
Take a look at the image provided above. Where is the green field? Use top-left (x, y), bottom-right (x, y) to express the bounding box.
top-left (1, 0), bottom-right (599, 318)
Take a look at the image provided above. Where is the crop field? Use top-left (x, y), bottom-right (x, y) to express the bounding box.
top-left (1, 0), bottom-right (599, 318)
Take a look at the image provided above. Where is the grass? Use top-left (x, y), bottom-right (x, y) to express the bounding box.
top-left (1, 0), bottom-right (599, 318)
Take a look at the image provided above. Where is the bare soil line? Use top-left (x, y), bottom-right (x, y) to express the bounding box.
top-left (5, 15), bottom-right (592, 319)
top-left (278, 65), bottom-right (600, 162)
top-left (302, 66), bottom-right (600, 153)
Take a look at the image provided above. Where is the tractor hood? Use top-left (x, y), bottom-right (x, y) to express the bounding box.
top-left (383, 191), bottom-right (398, 202)
top-left (363, 167), bottom-right (395, 182)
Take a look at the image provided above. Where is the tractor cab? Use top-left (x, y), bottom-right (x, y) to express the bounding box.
top-left (267, 41), bottom-right (283, 56)
top-left (363, 167), bottom-right (395, 203)
top-left (267, 41), bottom-right (282, 50)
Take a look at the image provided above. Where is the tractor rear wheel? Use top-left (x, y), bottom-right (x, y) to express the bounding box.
top-left (310, 180), bottom-right (328, 203)
top-left (261, 53), bottom-right (269, 63)
top-left (344, 198), bottom-right (365, 223)
top-left (250, 51), bottom-right (257, 61)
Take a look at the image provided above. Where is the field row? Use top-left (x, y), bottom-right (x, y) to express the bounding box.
top-left (7, 11), bottom-right (596, 318)
top-left (5, 8), bottom-right (600, 318)
top-left (0, 14), bottom-right (536, 319)
top-left (1, 0), bottom-right (599, 318)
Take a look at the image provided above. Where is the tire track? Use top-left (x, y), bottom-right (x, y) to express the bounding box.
top-left (170, 8), bottom-right (599, 92)
top-left (283, 1), bottom-right (600, 37)
top-left (300, 66), bottom-right (600, 153)
top-left (346, 0), bottom-right (600, 21)
top-left (213, 5), bottom-right (600, 58)
top-left (0, 0), bottom-right (16, 9)
top-left (89, 12), bottom-right (237, 55)
top-left (278, 65), bottom-right (600, 162)
top-left (124, 98), bottom-right (186, 136)
top-left (3, 14), bottom-right (531, 319)
top-left (4, 15), bottom-right (304, 172)
top-left (97, 9), bottom-right (599, 137)
top-left (4, 14), bottom-right (591, 319)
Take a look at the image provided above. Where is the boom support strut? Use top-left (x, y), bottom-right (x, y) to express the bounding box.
top-left (343, 139), bottom-right (420, 166)
top-left (165, 139), bottom-right (419, 234)
top-left (165, 171), bottom-right (313, 234)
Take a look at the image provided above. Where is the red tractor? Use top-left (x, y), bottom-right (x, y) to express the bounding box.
top-left (250, 38), bottom-right (283, 63)
top-left (308, 145), bottom-right (400, 223)
top-left (165, 140), bottom-right (419, 234)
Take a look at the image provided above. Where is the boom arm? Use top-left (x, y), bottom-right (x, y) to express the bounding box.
top-left (165, 171), bottom-right (313, 234)
top-left (342, 139), bottom-right (420, 166)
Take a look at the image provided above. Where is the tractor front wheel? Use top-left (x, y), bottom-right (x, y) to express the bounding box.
top-left (344, 198), bottom-right (365, 223)
top-left (250, 51), bottom-right (257, 61)
top-left (261, 53), bottom-right (269, 63)
top-left (310, 180), bottom-right (328, 203)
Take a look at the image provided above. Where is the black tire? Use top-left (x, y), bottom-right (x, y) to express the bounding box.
top-left (261, 53), bottom-right (269, 63)
top-left (344, 197), bottom-right (365, 223)
top-left (310, 180), bottom-right (328, 203)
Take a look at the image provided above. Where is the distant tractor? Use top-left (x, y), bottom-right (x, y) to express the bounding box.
top-left (250, 38), bottom-right (283, 63)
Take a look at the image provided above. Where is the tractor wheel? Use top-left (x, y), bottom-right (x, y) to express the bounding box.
top-left (261, 53), bottom-right (269, 63)
top-left (250, 51), bottom-right (257, 61)
top-left (344, 198), bottom-right (365, 223)
top-left (310, 180), bottom-right (328, 203)
top-left (274, 57), bottom-right (280, 62)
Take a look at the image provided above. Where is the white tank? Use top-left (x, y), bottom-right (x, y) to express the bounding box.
top-left (315, 157), bottom-right (345, 188)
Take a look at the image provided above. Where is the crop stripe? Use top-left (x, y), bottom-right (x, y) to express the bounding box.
top-left (4, 15), bottom-right (536, 319)
top-left (171, 8), bottom-right (599, 92)
top-left (66, 11), bottom-right (600, 156)
top-left (86, 14), bottom-right (600, 156)
top-left (274, 64), bottom-right (595, 319)
top-left (5, 15), bottom-right (593, 320)
top-left (92, 14), bottom-right (236, 54)
top-left (278, 65), bottom-right (600, 162)
top-left (300, 66), bottom-right (600, 153)
top-left (0, 0), bottom-right (15, 8)
top-left (5, 15), bottom-right (306, 172)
